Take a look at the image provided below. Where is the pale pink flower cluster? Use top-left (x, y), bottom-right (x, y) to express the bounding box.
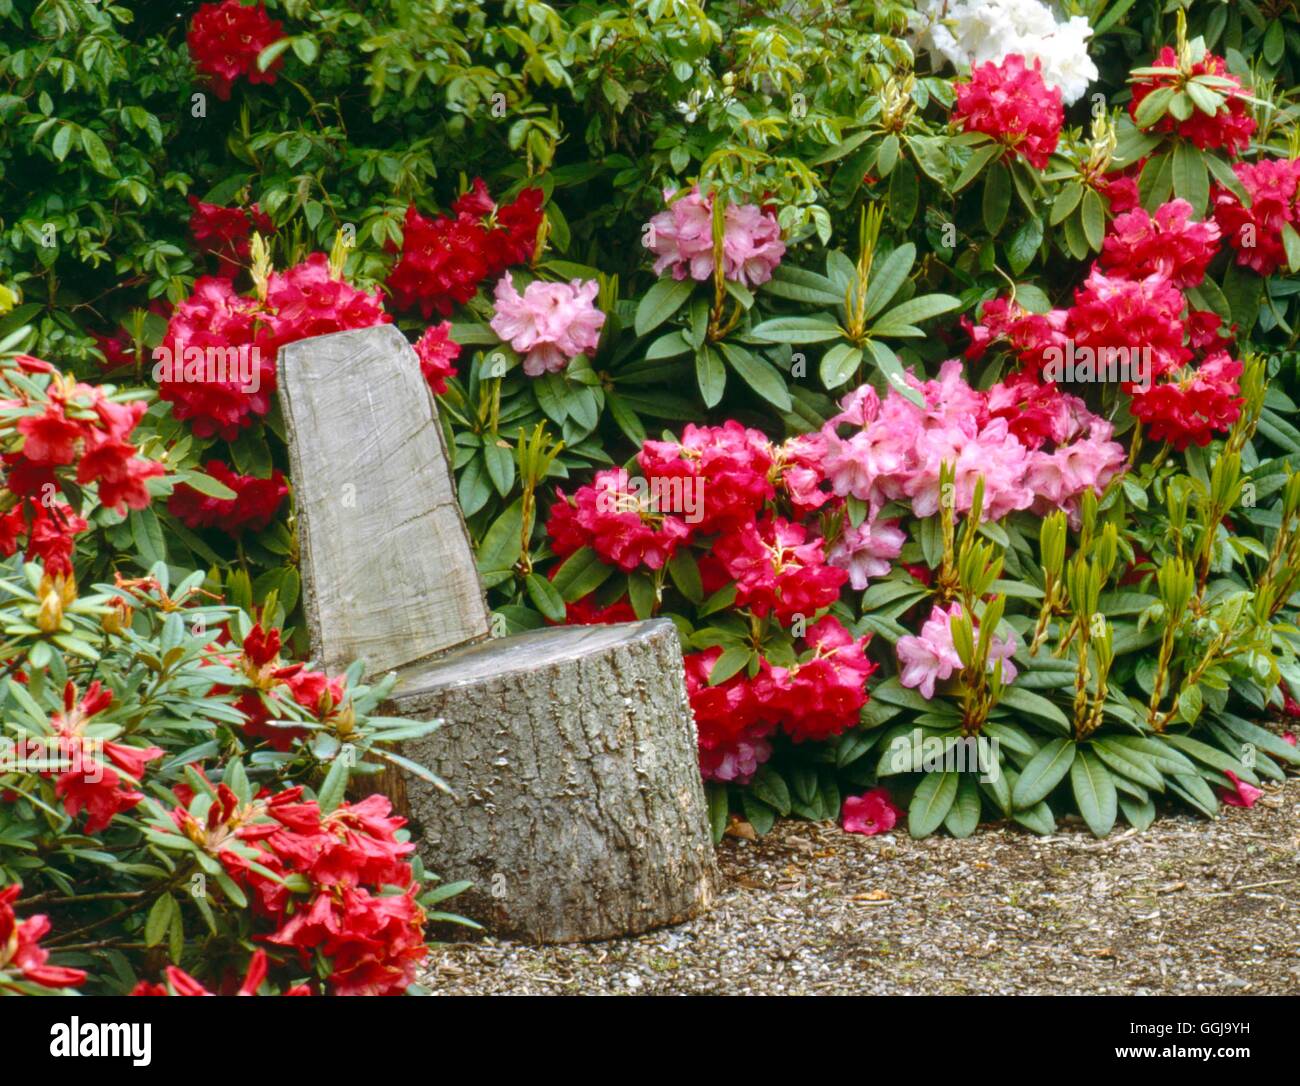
top-left (644, 186), bottom-right (786, 287)
top-left (489, 273), bottom-right (606, 376)
top-left (828, 513), bottom-right (907, 590)
top-left (896, 602), bottom-right (1019, 700)
top-left (818, 360), bottom-right (1126, 524)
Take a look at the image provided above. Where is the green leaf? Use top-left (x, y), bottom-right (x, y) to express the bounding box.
top-left (1119, 794), bottom-right (1157, 830)
top-left (627, 572), bottom-right (657, 619)
top-left (864, 243), bottom-right (916, 318)
top-left (525, 573), bottom-right (567, 622)
top-left (475, 498), bottom-right (523, 575)
top-left (1133, 86), bottom-right (1176, 128)
top-left (751, 766), bottom-right (791, 815)
top-left (749, 315), bottom-right (843, 344)
top-left (706, 783), bottom-right (730, 843)
top-left (316, 755), bottom-right (350, 814)
top-left (1282, 222), bottom-right (1300, 274)
top-left (1050, 182), bottom-right (1083, 226)
top-left (741, 793), bottom-right (777, 836)
top-left (865, 339), bottom-right (924, 407)
top-left (872, 293), bottom-right (961, 333)
top-left (982, 163), bottom-right (1011, 235)
top-left (943, 775), bottom-right (982, 838)
top-left (1091, 737), bottom-right (1166, 791)
top-left (1012, 738), bottom-right (1076, 809)
top-left (718, 342), bottom-right (792, 410)
top-left (1172, 141), bottom-right (1209, 216)
top-left (909, 771), bottom-right (959, 838)
top-left (79, 128), bottom-right (115, 176)
top-left (1080, 189), bottom-right (1106, 252)
top-left (996, 686), bottom-right (1071, 733)
top-left (634, 278), bottom-right (694, 337)
top-left (176, 469), bottom-right (238, 500)
top-left (695, 345), bottom-right (726, 408)
top-left (953, 141), bottom-right (1001, 192)
top-left (1007, 216), bottom-right (1043, 275)
top-left (667, 550), bottom-right (703, 604)
top-left (144, 894), bottom-right (175, 948)
top-left (819, 343), bottom-right (863, 389)
top-left (483, 442), bottom-right (515, 497)
top-left (708, 646), bottom-right (753, 686)
top-left (1070, 749), bottom-right (1117, 837)
top-left (550, 545), bottom-right (614, 602)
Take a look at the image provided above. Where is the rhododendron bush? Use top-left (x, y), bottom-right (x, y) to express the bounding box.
top-left (6, 3), bottom-right (1300, 991)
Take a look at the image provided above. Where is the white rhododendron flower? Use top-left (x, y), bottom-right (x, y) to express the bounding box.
top-left (911, 0), bottom-right (1099, 105)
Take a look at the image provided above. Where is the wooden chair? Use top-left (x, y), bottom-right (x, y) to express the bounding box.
top-left (278, 324), bottom-right (716, 943)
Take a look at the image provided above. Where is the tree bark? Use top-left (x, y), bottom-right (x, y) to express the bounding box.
top-left (389, 619), bottom-right (718, 943)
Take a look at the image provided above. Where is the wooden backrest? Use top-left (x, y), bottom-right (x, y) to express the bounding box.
top-left (277, 323), bottom-right (491, 675)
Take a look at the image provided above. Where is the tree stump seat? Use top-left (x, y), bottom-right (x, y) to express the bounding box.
top-left (277, 324), bottom-right (717, 943)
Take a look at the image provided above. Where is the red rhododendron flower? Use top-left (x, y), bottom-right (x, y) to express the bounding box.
top-left (841, 787), bottom-right (902, 836)
top-left (1065, 269), bottom-right (1191, 386)
top-left (1129, 46), bottom-right (1255, 155)
top-left (1129, 350), bottom-right (1243, 449)
top-left (713, 515), bottom-right (847, 625)
top-left (131, 950), bottom-right (307, 996)
top-left (953, 54), bottom-right (1063, 170)
top-left (683, 647), bottom-right (772, 784)
top-left (189, 196), bottom-right (275, 278)
top-left (751, 616), bottom-right (876, 743)
top-left (0, 885), bottom-right (86, 992)
top-left (962, 296), bottom-right (1070, 374)
top-left (546, 468), bottom-right (692, 571)
top-left (1099, 198), bottom-right (1221, 288)
top-left (637, 421), bottom-right (775, 533)
top-left (268, 884), bottom-right (426, 996)
top-left (169, 460), bottom-right (288, 534)
top-left (386, 181), bottom-right (544, 318)
top-left (46, 682), bottom-right (163, 833)
top-left (187, 0), bottom-right (286, 100)
top-left (413, 323), bottom-right (461, 395)
top-left (1212, 157), bottom-right (1300, 276)
top-left (24, 503), bottom-right (88, 576)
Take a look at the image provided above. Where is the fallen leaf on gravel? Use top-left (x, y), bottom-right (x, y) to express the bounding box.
top-left (851, 889), bottom-right (890, 901)
top-left (1156, 881), bottom-right (1186, 894)
top-left (725, 818), bottom-right (758, 841)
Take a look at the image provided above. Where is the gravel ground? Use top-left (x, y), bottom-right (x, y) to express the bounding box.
top-left (422, 778), bottom-right (1300, 995)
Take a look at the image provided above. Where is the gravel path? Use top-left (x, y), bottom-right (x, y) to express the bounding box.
top-left (422, 778), bottom-right (1300, 995)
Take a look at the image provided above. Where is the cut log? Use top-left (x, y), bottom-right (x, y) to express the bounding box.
top-left (390, 619), bottom-right (718, 943)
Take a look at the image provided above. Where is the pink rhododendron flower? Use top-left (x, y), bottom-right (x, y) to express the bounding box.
top-left (490, 273), bottom-right (605, 376)
top-left (1129, 46), bottom-right (1255, 155)
top-left (953, 54), bottom-right (1064, 170)
top-left (1219, 770), bottom-right (1262, 808)
top-left (828, 513), bottom-right (906, 590)
top-left (644, 186), bottom-right (785, 286)
top-left (896, 603), bottom-right (1018, 700)
top-left (1099, 199), bottom-right (1221, 288)
top-left (1212, 157), bottom-right (1300, 277)
top-left (841, 788), bottom-right (902, 836)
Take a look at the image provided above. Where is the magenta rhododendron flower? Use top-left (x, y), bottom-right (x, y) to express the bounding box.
top-left (684, 647), bottom-right (772, 784)
top-left (751, 616), bottom-right (877, 743)
top-left (953, 54), bottom-right (1063, 169)
top-left (897, 603), bottom-right (1018, 700)
top-left (1065, 269), bottom-right (1190, 386)
top-left (1099, 199), bottom-right (1221, 288)
top-left (714, 515), bottom-right (848, 625)
top-left (644, 186), bottom-right (785, 286)
top-left (188, 197), bottom-right (274, 278)
top-left (413, 322), bottom-right (461, 395)
top-left (1219, 770), bottom-right (1262, 808)
top-left (490, 273), bottom-right (605, 376)
top-left (1129, 350), bottom-right (1244, 450)
top-left (637, 421), bottom-right (775, 532)
top-left (1129, 46), bottom-right (1255, 155)
top-left (546, 467), bottom-right (692, 571)
top-left (841, 788), bottom-right (902, 836)
top-left (1212, 157), bottom-right (1300, 277)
